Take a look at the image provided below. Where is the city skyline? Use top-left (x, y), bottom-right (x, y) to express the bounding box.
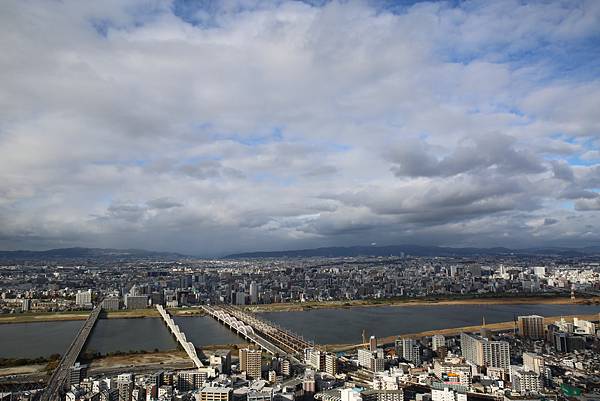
top-left (1, 0), bottom-right (600, 255)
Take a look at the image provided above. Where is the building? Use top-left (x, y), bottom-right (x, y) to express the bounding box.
top-left (21, 298), bottom-right (31, 312)
top-left (250, 282), bottom-right (259, 304)
top-left (369, 336), bottom-right (377, 352)
top-left (431, 384), bottom-right (467, 401)
top-left (522, 353), bottom-right (544, 376)
top-left (517, 316), bottom-right (545, 340)
top-left (116, 373), bottom-right (134, 401)
top-left (510, 367), bottom-right (542, 394)
top-left (124, 295), bottom-right (148, 310)
top-left (460, 333), bottom-right (510, 370)
top-left (101, 297), bottom-right (120, 311)
top-left (432, 335), bottom-right (446, 352)
top-left (401, 338), bottom-right (421, 366)
top-left (281, 359), bottom-right (291, 377)
top-left (325, 353), bottom-right (338, 376)
top-left (248, 388), bottom-right (273, 401)
top-left (434, 358), bottom-right (472, 387)
top-left (361, 390), bottom-right (404, 401)
top-left (196, 387), bottom-right (232, 401)
top-left (176, 369), bottom-right (208, 391)
top-left (69, 362), bottom-right (87, 386)
top-left (76, 290), bottom-right (92, 307)
top-left (240, 348), bottom-right (262, 379)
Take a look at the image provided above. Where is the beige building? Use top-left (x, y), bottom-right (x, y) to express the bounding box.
top-left (196, 387), bottom-right (232, 401)
top-left (239, 348), bottom-right (262, 380)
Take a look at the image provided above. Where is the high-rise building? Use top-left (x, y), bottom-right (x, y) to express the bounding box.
top-left (21, 298), bottom-right (31, 312)
top-left (401, 338), bottom-right (421, 366)
top-left (76, 289), bottom-right (92, 307)
top-left (325, 353), bottom-right (338, 376)
top-left (361, 390), bottom-right (404, 401)
top-left (101, 297), bottom-right (120, 311)
top-left (117, 373), bottom-right (134, 401)
top-left (460, 333), bottom-right (510, 370)
top-left (510, 367), bottom-right (542, 394)
top-left (281, 359), bottom-right (291, 376)
top-left (250, 282), bottom-right (258, 304)
top-left (239, 348), bottom-right (262, 379)
top-left (517, 315), bottom-right (545, 339)
top-left (124, 295), bottom-right (147, 310)
top-left (369, 336), bottom-right (377, 352)
top-left (432, 335), bottom-right (446, 352)
top-left (69, 362), bottom-right (87, 386)
top-left (523, 353), bottom-right (545, 376)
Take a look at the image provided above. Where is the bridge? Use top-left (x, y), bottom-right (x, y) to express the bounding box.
top-left (202, 305), bottom-right (315, 361)
top-left (40, 302), bottom-right (103, 401)
top-left (156, 305), bottom-right (204, 368)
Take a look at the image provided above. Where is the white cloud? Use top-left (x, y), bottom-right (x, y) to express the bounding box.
top-left (0, 0), bottom-right (599, 255)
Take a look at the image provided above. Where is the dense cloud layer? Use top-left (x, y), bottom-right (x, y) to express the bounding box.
top-left (0, 0), bottom-right (599, 255)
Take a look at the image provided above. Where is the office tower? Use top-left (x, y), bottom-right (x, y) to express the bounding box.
top-left (401, 338), bottom-right (421, 365)
top-left (76, 289), bottom-right (92, 307)
top-left (369, 336), bottom-right (377, 352)
top-left (460, 333), bottom-right (510, 370)
top-left (517, 315), bottom-right (545, 339)
top-left (196, 387), bottom-right (232, 401)
top-left (250, 281), bottom-right (258, 304)
top-left (124, 295), bottom-right (148, 310)
top-left (101, 297), bottom-right (120, 311)
top-left (432, 335), bottom-right (446, 351)
top-left (117, 373), bottom-right (134, 401)
top-left (239, 348), bottom-right (262, 379)
top-left (325, 353), bottom-right (338, 376)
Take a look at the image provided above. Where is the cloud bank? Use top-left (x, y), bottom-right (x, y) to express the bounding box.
top-left (0, 0), bottom-right (599, 255)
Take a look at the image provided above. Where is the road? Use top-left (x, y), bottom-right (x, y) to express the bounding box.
top-left (39, 303), bottom-right (102, 401)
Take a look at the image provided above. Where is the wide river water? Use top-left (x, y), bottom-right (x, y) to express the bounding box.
top-left (1, 303), bottom-right (599, 358)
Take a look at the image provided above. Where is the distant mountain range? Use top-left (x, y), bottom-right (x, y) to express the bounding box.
top-left (1, 244), bottom-right (600, 262)
top-left (0, 247), bottom-right (186, 262)
top-left (226, 244), bottom-right (600, 258)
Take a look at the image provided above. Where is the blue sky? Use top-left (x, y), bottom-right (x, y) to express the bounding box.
top-left (0, 0), bottom-right (599, 255)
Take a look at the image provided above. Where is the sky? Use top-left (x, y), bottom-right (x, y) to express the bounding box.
top-left (0, 0), bottom-right (599, 256)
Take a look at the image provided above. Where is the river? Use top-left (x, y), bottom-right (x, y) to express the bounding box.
top-left (1, 303), bottom-right (598, 358)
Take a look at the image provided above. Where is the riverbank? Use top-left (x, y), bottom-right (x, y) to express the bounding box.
top-left (0, 307), bottom-right (205, 325)
top-left (321, 312), bottom-right (600, 352)
top-left (246, 295), bottom-right (600, 313)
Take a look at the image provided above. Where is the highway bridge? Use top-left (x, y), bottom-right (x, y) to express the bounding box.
top-left (156, 305), bottom-right (204, 368)
top-left (202, 305), bottom-right (314, 362)
top-left (39, 302), bottom-right (102, 401)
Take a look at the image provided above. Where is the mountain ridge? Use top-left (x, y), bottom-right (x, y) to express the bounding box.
top-left (226, 244), bottom-right (600, 258)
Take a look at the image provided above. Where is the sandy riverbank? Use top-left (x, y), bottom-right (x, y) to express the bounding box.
top-left (245, 295), bottom-right (600, 313)
top-left (321, 312), bottom-right (600, 352)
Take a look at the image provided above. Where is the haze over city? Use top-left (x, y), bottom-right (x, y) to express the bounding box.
top-left (1, 0), bottom-right (599, 255)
